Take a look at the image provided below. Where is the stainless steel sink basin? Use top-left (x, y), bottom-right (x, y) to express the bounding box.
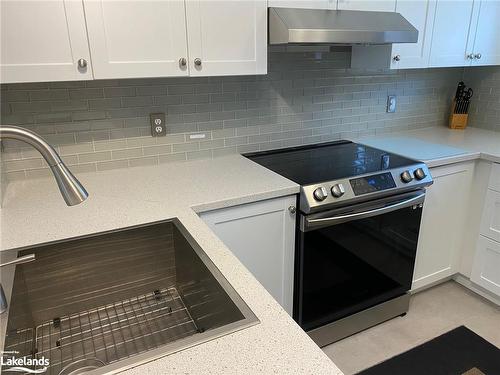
top-left (2, 220), bottom-right (258, 374)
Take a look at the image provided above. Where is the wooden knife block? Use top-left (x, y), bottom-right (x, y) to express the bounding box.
top-left (449, 100), bottom-right (469, 129)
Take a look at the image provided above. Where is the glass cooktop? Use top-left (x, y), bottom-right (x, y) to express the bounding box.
top-left (245, 141), bottom-right (418, 185)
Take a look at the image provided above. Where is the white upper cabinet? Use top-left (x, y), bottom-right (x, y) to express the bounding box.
top-left (1, 0), bottom-right (267, 82)
top-left (391, 0), bottom-right (436, 69)
top-left (429, 0), bottom-right (500, 68)
top-left (185, 0), bottom-right (267, 76)
top-left (468, 0), bottom-right (500, 66)
top-left (337, 0), bottom-right (396, 12)
top-left (83, 0), bottom-right (189, 79)
top-left (0, 0), bottom-right (92, 83)
top-left (268, 0), bottom-right (336, 9)
top-left (429, 0), bottom-right (475, 67)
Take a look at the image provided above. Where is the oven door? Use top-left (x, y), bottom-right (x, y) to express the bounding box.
top-left (295, 190), bottom-right (425, 332)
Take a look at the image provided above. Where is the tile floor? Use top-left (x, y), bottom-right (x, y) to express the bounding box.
top-left (322, 281), bottom-right (500, 375)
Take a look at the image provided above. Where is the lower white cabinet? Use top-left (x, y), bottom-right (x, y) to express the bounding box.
top-left (200, 195), bottom-right (296, 315)
top-left (469, 163), bottom-right (500, 297)
top-left (471, 236), bottom-right (500, 296)
top-left (412, 162), bottom-right (474, 290)
top-left (489, 163), bottom-right (500, 192)
top-left (479, 189), bottom-right (500, 243)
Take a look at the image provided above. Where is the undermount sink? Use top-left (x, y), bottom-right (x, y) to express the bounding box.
top-left (2, 220), bottom-right (258, 375)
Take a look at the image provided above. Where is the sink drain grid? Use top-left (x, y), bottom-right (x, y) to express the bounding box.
top-left (31, 287), bottom-right (199, 375)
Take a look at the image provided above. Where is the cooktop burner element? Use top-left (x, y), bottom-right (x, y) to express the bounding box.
top-left (245, 141), bottom-right (433, 214)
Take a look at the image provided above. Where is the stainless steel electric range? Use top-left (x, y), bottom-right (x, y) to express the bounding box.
top-left (245, 141), bottom-right (433, 347)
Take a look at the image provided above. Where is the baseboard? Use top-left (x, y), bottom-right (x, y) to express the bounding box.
top-left (453, 274), bottom-right (500, 306)
top-left (411, 267), bottom-right (453, 292)
top-left (410, 273), bottom-right (499, 306)
top-left (410, 275), bottom-right (454, 294)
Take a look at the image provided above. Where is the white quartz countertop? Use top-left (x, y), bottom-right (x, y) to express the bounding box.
top-left (0, 154), bottom-right (342, 375)
top-left (358, 126), bottom-right (500, 167)
top-left (3, 125), bottom-right (497, 374)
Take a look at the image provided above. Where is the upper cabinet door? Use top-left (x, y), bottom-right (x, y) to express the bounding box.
top-left (185, 0), bottom-right (267, 76)
top-left (268, 0), bottom-right (336, 9)
top-left (469, 0), bottom-right (500, 66)
top-left (391, 0), bottom-right (436, 69)
top-left (0, 0), bottom-right (92, 83)
top-left (337, 0), bottom-right (396, 12)
top-left (83, 0), bottom-right (189, 79)
top-left (429, 0), bottom-right (475, 67)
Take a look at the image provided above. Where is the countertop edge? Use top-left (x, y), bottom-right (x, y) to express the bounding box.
top-left (422, 152), bottom-right (481, 168)
top-left (191, 185), bottom-right (300, 213)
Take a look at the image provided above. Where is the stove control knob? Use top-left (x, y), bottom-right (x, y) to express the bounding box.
top-left (414, 168), bottom-right (427, 180)
top-left (400, 170), bottom-right (413, 183)
top-left (313, 187), bottom-right (328, 201)
top-left (331, 183), bottom-right (345, 198)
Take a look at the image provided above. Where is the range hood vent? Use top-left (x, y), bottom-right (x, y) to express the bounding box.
top-left (269, 7), bottom-right (418, 45)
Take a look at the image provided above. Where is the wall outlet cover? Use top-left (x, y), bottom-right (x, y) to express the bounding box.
top-left (387, 95), bottom-right (397, 113)
top-left (150, 113), bottom-right (166, 137)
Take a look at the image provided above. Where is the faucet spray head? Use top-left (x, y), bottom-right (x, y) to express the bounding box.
top-left (51, 162), bottom-right (89, 206)
top-left (0, 125), bottom-right (89, 206)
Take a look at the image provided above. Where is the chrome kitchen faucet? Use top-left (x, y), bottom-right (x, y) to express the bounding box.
top-left (0, 125), bottom-right (88, 206)
top-left (0, 126), bottom-right (87, 314)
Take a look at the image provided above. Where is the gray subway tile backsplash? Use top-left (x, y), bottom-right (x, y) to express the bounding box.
top-left (1, 48), bottom-right (470, 181)
top-left (465, 66), bottom-right (500, 132)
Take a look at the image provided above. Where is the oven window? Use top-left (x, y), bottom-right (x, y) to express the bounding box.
top-left (296, 204), bottom-right (423, 331)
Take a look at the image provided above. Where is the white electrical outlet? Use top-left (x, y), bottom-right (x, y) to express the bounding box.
top-left (150, 113), bottom-right (166, 137)
top-left (387, 96), bottom-right (397, 113)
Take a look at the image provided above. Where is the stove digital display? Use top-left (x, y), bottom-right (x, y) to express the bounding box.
top-left (350, 172), bottom-right (396, 196)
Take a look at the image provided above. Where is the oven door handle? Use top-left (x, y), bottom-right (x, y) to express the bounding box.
top-left (304, 192), bottom-right (425, 229)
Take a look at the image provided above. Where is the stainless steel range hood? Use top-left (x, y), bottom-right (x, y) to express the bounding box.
top-left (269, 7), bottom-right (418, 45)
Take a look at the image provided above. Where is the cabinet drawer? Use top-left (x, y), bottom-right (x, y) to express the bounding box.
top-left (489, 163), bottom-right (500, 192)
top-left (480, 189), bottom-right (500, 242)
top-left (471, 235), bottom-right (500, 296)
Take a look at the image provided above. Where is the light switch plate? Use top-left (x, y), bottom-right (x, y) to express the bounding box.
top-left (150, 113), bottom-right (166, 137)
top-left (387, 95), bottom-right (397, 113)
